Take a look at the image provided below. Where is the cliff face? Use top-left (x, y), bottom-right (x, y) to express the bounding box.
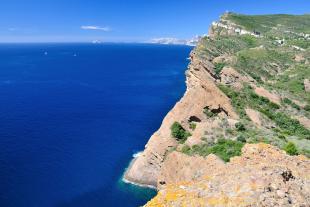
top-left (124, 47), bottom-right (238, 187)
top-left (125, 12), bottom-right (310, 206)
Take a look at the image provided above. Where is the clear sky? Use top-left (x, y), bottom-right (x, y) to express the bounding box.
top-left (0, 0), bottom-right (309, 43)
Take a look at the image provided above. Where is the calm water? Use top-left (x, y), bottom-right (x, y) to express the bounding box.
top-left (0, 43), bottom-right (191, 207)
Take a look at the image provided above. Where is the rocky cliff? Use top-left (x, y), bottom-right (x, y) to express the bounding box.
top-left (124, 43), bottom-right (238, 187)
top-left (145, 143), bottom-right (310, 207)
top-left (125, 13), bottom-right (310, 206)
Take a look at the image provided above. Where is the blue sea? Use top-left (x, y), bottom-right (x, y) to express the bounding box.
top-left (0, 43), bottom-right (192, 207)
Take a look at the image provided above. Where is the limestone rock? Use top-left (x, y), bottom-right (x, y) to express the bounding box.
top-left (254, 87), bottom-right (281, 104)
top-left (294, 54), bottom-right (305, 62)
top-left (304, 79), bottom-right (310, 92)
top-left (245, 108), bottom-right (262, 126)
top-left (145, 144), bottom-right (310, 207)
top-left (157, 152), bottom-right (225, 189)
top-left (124, 51), bottom-right (238, 187)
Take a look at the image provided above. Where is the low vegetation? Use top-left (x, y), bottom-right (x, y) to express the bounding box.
top-left (218, 84), bottom-right (310, 139)
top-left (181, 139), bottom-right (244, 162)
top-left (284, 142), bottom-right (299, 155)
top-left (235, 122), bottom-right (246, 131)
top-left (236, 48), bottom-right (293, 81)
top-left (272, 65), bottom-right (310, 103)
top-left (180, 13), bottom-right (310, 159)
top-left (189, 122), bottom-right (197, 130)
top-left (282, 98), bottom-right (300, 110)
top-left (171, 122), bottom-right (191, 144)
top-left (226, 13), bottom-right (310, 34)
top-left (203, 107), bottom-right (216, 118)
top-left (214, 62), bottom-right (225, 75)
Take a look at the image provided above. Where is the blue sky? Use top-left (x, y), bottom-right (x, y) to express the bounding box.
top-left (0, 0), bottom-right (309, 43)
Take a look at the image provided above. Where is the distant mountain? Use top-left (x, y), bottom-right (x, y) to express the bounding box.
top-left (149, 35), bottom-right (207, 46)
top-left (91, 40), bottom-right (103, 44)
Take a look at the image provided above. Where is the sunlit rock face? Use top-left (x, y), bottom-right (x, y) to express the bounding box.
top-left (127, 12), bottom-right (310, 206)
top-left (145, 143), bottom-right (310, 207)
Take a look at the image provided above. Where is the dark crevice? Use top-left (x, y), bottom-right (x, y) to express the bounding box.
top-left (188, 116), bottom-right (201, 123)
top-left (210, 105), bottom-right (229, 116)
top-left (201, 64), bottom-right (221, 80)
top-left (159, 181), bottom-right (166, 185)
top-left (281, 170), bottom-right (295, 183)
top-left (205, 105), bottom-right (229, 116)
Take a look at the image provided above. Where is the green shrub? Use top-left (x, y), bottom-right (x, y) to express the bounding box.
top-left (283, 97), bottom-right (292, 105)
top-left (237, 135), bottom-right (247, 143)
top-left (278, 134), bottom-right (286, 140)
top-left (181, 145), bottom-right (191, 154)
top-left (214, 62), bottom-right (226, 75)
top-left (180, 139), bottom-right (244, 162)
top-left (292, 103), bottom-right (300, 110)
top-left (284, 142), bottom-right (299, 155)
top-left (235, 122), bottom-right (246, 131)
top-left (304, 104), bottom-right (310, 112)
top-left (218, 84), bottom-right (309, 139)
top-left (249, 72), bottom-right (263, 83)
top-left (189, 122), bottom-right (197, 130)
top-left (171, 122), bottom-right (191, 143)
top-left (225, 128), bottom-right (234, 135)
top-left (266, 112), bottom-right (310, 139)
top-left (204, 108), bottom-right (216, 118)
top-left (218, 84), bottom-right (247, 117)
top-left (209, 139), bottom-right (244, 162)
top-left (282, 98), bottom-right (300, 110)
top-left (241, 34), bottom-right (258, 47)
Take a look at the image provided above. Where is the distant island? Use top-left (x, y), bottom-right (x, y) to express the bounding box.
top-left (124, 13), bottom-right (310, 206)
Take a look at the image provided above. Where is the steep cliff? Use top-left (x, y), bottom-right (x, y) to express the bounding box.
top-left (125, 12), bottom-right (310, 206)
top-left (124, 41), bottom-right (238, 187)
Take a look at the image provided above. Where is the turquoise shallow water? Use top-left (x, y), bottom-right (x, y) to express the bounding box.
top-left (0, 43), bottom-right (192, 207)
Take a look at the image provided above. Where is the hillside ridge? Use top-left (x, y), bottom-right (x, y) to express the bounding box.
top-left (125, 13), bottom-right (310, 206)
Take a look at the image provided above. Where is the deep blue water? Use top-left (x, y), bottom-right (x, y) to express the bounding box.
top-left (0, 43), bottom-right (192, 207)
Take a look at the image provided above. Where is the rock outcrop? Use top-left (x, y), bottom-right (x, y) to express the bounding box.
top-left (124, 50), bottom-right (238, 187)
top-left (145, 144), bottom-right (310, 207)
top-left (254, 87), bottom-right (281, 105)
top-left (157, 152), bottom-right (225, 190)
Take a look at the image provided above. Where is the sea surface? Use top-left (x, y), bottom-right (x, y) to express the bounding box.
top-left (0, 43), bottom-right (192, 207)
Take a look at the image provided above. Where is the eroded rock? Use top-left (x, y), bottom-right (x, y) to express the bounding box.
top-left (145, 143), bottom-right (310, 207)
top-left (254, 87), bottom-right (281, 104)
top-left (245, 108), bottom-right (262, 126)
top-left (124, 51), bottom-right (238, 187)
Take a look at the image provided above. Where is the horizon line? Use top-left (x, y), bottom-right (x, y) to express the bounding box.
top-left (0, 41), bottom-right (195, 46)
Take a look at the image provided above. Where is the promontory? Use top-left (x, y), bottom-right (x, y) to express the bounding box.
top-left (125, 12), bottom-right (310, 206)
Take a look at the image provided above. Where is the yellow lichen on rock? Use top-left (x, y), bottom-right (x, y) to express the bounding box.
top-left (144, 143), bottom-right (310, 207)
